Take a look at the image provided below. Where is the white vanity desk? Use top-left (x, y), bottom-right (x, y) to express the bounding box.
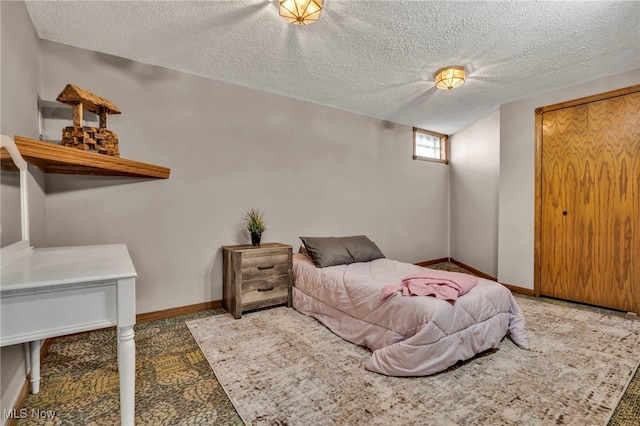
top-left (0, 135), bottom-right (136, 425)
top-left (0, 245), bottom-right (137, 425)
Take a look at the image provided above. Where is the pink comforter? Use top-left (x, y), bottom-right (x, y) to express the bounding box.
top-left (292, 253), bottom-right (529, 377)
top-left (381, 271), bottom-right (478, 301)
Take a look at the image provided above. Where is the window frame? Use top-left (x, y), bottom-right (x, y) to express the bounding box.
top-left (412, 127), bottom-right (449, 164)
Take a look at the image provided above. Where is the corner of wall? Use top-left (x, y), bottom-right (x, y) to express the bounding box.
top-left (0, 0), bottom-right (45, 418)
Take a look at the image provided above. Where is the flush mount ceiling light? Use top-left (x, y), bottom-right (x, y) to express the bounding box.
top-left (434, 66), bottom-right (466, 90)
top-left (279, 0), bottom-right (323, 25)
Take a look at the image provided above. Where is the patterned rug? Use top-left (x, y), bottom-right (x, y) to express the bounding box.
top-left (12, 262), bottom-right (640, 425)
top-left (15, 312), bottom-right (243, 426)
top-left (187, 297), bottom-right (640, 426)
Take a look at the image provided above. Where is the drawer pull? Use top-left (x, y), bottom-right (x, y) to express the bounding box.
top-left (258, 286), bottom-right (275, 292)
top-left (258, 265), bottom-right (275, 270)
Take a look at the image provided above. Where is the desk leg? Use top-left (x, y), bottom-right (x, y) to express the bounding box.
top-left (117, 276), bottom-right (136, 426)
top-left (118, 325), bottom-right (135, 425)
top-left (29, 340), bottom-right (41, 394)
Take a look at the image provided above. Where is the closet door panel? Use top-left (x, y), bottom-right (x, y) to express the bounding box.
top-left (540, 105), bottom-right (590, 302)
top-left (587, 93), bottom-right (639, 311)
top-left (632, 93), bottom-right (640, 315)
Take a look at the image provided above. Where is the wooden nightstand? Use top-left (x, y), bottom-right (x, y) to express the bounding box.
top-left (222, 243), bottom-right (292, 319)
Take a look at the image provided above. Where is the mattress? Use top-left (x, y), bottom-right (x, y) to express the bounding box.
top-left (292, 253), bottom-right (530, 376)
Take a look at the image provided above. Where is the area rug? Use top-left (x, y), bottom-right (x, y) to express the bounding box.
top-left (186, 296), bottom-right (640, 426)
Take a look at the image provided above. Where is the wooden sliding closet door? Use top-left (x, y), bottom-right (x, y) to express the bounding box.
top-left (540, 105), bottom-right (590, 305)
top-left (587, 93), bottom-right (639, 311)
top-left (539, 90), bottom-right (639, 312)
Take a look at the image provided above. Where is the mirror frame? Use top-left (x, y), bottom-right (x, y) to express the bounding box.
top-left (1, 134), bottom-right (32, 266)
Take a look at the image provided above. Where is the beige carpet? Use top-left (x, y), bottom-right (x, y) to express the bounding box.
top-left (187, 296), bottom-right (640, 426)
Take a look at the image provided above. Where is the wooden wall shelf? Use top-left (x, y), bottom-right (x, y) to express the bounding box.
top-left (13, 136), bottom-right (170, 179)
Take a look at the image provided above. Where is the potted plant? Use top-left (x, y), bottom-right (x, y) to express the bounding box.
top-left (244, 208), bottom-right (266, 246)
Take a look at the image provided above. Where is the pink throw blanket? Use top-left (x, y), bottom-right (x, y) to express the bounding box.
top-left (381, 270), bottom-right (478, 301)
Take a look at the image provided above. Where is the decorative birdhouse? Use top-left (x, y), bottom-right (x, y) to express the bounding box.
top-left (56, 84), bottom-right (121, 156)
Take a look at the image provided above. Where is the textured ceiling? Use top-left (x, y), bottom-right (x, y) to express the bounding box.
top-left (25, 0), bottom-right (640, 135)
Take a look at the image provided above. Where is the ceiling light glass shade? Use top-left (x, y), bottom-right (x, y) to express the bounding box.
top-left (279, 0), bottom-right (323, 25)
top-left (434, 66), bottom-right (466, 90)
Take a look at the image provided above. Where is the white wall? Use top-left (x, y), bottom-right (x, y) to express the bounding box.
top-left (0, 1), bottom-right (45, 421)
top-left (498, 68), bottom-right (640, 289)
top-left (38, 40), bottom-right (450, 315)
top-left (449, 110), bottom-right (500, 277)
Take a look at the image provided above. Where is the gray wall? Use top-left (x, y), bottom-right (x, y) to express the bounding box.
top-left (0, 1), bottom-right (45, 420)
top-left (498, 68), bottom-right (640, 289)
top-left (0, 1), bottom-right (46, 249)
top-left (39, 40), bottom-right (450, 315)
top-left (448, 70), bottom-right (640, 285)
top-left (449, 110), bottom-right (500, 277)
top-left (0, 171), bottom-right (21, 248)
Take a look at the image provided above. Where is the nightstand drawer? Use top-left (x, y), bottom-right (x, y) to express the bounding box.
top-left (242, 276), bottom-right (289, 304)
top-left (242, 275), bottom-right (289, 293)
top-left (241, 254), bottom-right (289, 280)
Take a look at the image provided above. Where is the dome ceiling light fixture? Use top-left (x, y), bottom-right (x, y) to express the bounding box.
top-left (279, 0), bottom-right (323, 25)
top-left (434, 66), bottom-right (466, 90)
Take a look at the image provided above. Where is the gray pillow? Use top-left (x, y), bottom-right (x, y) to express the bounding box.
top-left (299, 236), bottom-right (352, 267)
top-left (299, 235), bottom-right (385, 267)
top-left (342, 235), bottom-right (385, 263)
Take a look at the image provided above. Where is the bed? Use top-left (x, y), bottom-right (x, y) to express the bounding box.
top-left (292, 236), bottom-right (530, 377)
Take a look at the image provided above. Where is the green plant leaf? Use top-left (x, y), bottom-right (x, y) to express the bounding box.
top-left (243, 208), bottom-right (266, 233)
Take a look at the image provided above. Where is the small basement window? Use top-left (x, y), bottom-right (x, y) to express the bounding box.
top-left (413, 127), bottom-right (448, 163)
